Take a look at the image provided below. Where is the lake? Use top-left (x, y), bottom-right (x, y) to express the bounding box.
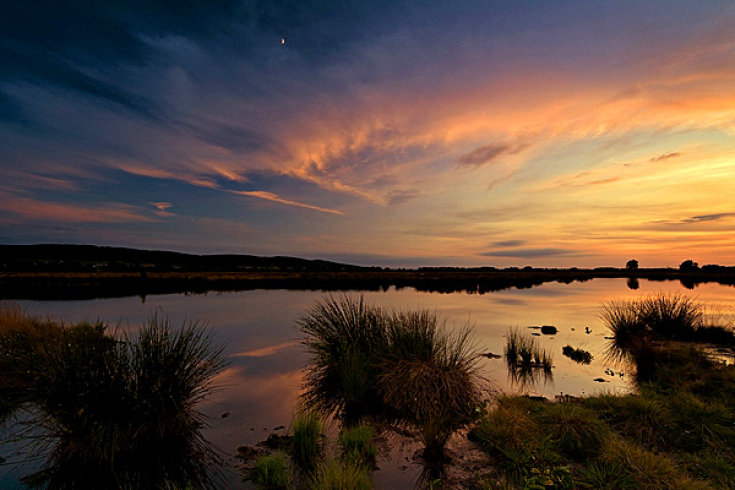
top-left (2, 278), bottom-right (734, 487)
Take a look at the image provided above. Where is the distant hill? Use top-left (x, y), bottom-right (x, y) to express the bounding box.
top-left (0, 244), bottom-right (372, 273)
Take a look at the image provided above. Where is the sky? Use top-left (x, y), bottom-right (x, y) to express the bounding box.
top-left (1, 1), bottom-right (734, 268)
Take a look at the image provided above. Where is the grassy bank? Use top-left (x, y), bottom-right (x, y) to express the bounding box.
top-left (467, 295), bottom-right (735, 489)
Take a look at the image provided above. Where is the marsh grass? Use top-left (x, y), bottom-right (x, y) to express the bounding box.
top-left (504, 328), bottom-right (552, 371)
top-left (309, 459), bottom-right (372, 490)
top-left (338, 424), bottom-right (376, 468)
top-left (541, 404), bottom-right (609, 460)
top-left (575, 462), bottom-right (637, 489)
top-left (291, 410), bottom-right (323, 469)
top-left (0, 307), bottom-right (226, 489)
top-left (378, 311), bottom-right (481, 457)
top-left (299, 295), bottom-right (387, 422)
top-left (601, 294), bottom-right (734, 362)
top-left (300, 297), bottom-right (481, 457)
top-left (252, 452), bottom-right (291, 489)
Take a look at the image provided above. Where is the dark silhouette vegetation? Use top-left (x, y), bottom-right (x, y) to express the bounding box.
top-left (0, 245), bottom-right (734, 300)
top-left (0, 304), bottom-right (226, 489)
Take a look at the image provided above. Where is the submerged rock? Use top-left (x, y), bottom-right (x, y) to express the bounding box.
top-left (480, 352), bottom-right (502, 359)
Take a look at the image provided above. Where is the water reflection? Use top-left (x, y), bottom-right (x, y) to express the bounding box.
top-left (507, 364), bottom-right (554, 391)
top-left (7, 279), bottom-right (734, 487)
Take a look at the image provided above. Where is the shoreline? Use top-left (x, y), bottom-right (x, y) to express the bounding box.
top-left (1, 268), bottom-right (733, 300)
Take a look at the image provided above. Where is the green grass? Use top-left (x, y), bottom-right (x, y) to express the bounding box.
top-left (472, 304), bottom-right (735, 490)
top-left (541, 404), bottom-right (609, 460)
top-left (291, 410), bottom-right (323, 469)
top-left (252, 452), bottom-right (292, 489)
top-left (338, 424), bottom-right (376, 468)
top-left (310, 459), bottom-right (372, 490)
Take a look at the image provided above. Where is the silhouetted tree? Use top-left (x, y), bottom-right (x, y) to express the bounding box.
top-left (626, 259), bottom-right (639, 269)
top-left (679, 259), bottom-right (699, 271)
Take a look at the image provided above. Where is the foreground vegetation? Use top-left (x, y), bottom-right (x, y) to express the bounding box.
top-left (300, 296), bottom-right (481, 458)
top-left (467, 294), bottom-right (735, 489)
top-left (0, 304), bottom-right (226, 488)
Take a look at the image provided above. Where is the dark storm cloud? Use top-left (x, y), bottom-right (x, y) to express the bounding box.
top-left (480, 248), bottom-right (578, 258)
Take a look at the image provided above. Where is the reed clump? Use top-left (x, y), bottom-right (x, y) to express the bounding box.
top-left (505, 328), bottom-right (552, 371)
top-left (601, 293), bottom-right (734, 361)
top-left (300, 296), bottom-right (481, 457)
top-left (291, 410), bottom-right (323, 469)
top-left (0, 306), bottom-right (226, 489)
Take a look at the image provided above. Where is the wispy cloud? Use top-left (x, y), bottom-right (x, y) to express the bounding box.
top-left (0, 195), bottom-right (155, 223)
top-left (480, 248), bottom-right (579, 258)
top-left (492, 240), bottom-right (525, 247)
top-left (456, 143), bottom-right (526, 167)
top-left (650, 152), bottom-right (682, 162)
top-left (682, 212), bottom-right (735, 223)
top-left (230, 190), bottom-right (345, 215)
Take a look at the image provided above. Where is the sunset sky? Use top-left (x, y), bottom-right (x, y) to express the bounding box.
top-left (2, 1), bottom-right (734, 267)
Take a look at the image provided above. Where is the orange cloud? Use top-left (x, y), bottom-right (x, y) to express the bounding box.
top-left (230, 190), bottom-right (345, 215)
top-left (0, 195), bottom-right (155, 223)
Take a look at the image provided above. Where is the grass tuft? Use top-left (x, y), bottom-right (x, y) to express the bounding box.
top-left (252, 452), bottom-right (292, 489)
top-left (291, 410), bottom-right (323, 469)
top-left (1, 307), bottom-right (227, 489)
top-left (541, 404), bottom-right (609, 460)
top-left (338, 424), bottom-right (376, 468)
top-left (310, 459), bottom-right (372, 490)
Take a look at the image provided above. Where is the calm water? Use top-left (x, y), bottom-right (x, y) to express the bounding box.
top-left (3, 278), bottom-right (734, 487)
